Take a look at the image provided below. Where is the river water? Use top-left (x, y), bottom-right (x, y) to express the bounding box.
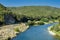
top-left (12, 23), bottom-right (60, 40)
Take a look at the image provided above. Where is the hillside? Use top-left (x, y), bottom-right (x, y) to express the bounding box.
top-left (0, 4), bottom-right (6, 23)
top-left (8, 6), bottom-right (60, 18)
top-left (0, 3), bottom-right (6, 11)
top-left (0, 4), bottom-right (12, 25)
top-left (0, 3), bottom-right (60, 25)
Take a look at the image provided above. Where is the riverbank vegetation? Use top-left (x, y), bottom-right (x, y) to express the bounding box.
top-left (48, 19), bottom-right (60, 36)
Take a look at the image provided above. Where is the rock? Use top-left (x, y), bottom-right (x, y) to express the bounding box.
top-left (0, 23), bottom-right (29, 40)
top-left (4, 14), bottom-right (16, 25)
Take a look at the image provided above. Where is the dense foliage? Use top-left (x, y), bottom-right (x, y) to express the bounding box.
top-left (8, 6), bottom-right (60, 19)
top-left (0, 3), bottom-right (60, 25)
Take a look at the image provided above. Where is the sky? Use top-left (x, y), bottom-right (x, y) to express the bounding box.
top-left (0, 0), bottom-right (60, 8)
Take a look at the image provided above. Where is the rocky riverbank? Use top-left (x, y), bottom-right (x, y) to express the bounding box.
top-left (48, 22), bottom-right (60, 37)
top-left (0, 23), bottom-right (29, 40)
top-left (48, 26), bottom-right (60, 37)
top-left (48, 26), bottom-right (56, 35)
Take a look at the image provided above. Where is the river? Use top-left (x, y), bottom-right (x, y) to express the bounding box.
top-left (12, 23), bottom-right (60, 40)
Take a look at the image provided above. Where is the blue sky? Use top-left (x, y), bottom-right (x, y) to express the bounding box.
top-left (0, 0), bottom-right (60, 8)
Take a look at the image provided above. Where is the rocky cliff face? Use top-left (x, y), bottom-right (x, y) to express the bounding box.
top-left (4, 14), bottom-right (16, 25)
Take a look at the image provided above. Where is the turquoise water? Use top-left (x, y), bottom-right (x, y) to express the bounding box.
top-left (12, 23), bottom-right (59, 40)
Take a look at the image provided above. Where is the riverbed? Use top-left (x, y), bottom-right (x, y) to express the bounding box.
top-left (12, 23), bottom-right (59, 40)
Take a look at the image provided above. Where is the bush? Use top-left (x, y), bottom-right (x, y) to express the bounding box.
top-left (27, 20), bottom-right (35, 26)
top-left (38, 21), bottom-right (44, 25)
top-left (51, 24), bottom-right (60, 32)
top-left (40, 18), bottom-right (49, 22)
top-left (14, 27), bottom-right (20, 32)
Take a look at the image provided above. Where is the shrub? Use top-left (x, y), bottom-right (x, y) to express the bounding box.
top-left (27, 20), bottom-right (35, 26)
top-left (14, 27), bottom-right (20, 32)
top-left (38, 21), bottom-right (44, 25)
top-left (40, 18), bottom-right (49, 22)
top-left (51, 24), bottom-right (60, 32)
